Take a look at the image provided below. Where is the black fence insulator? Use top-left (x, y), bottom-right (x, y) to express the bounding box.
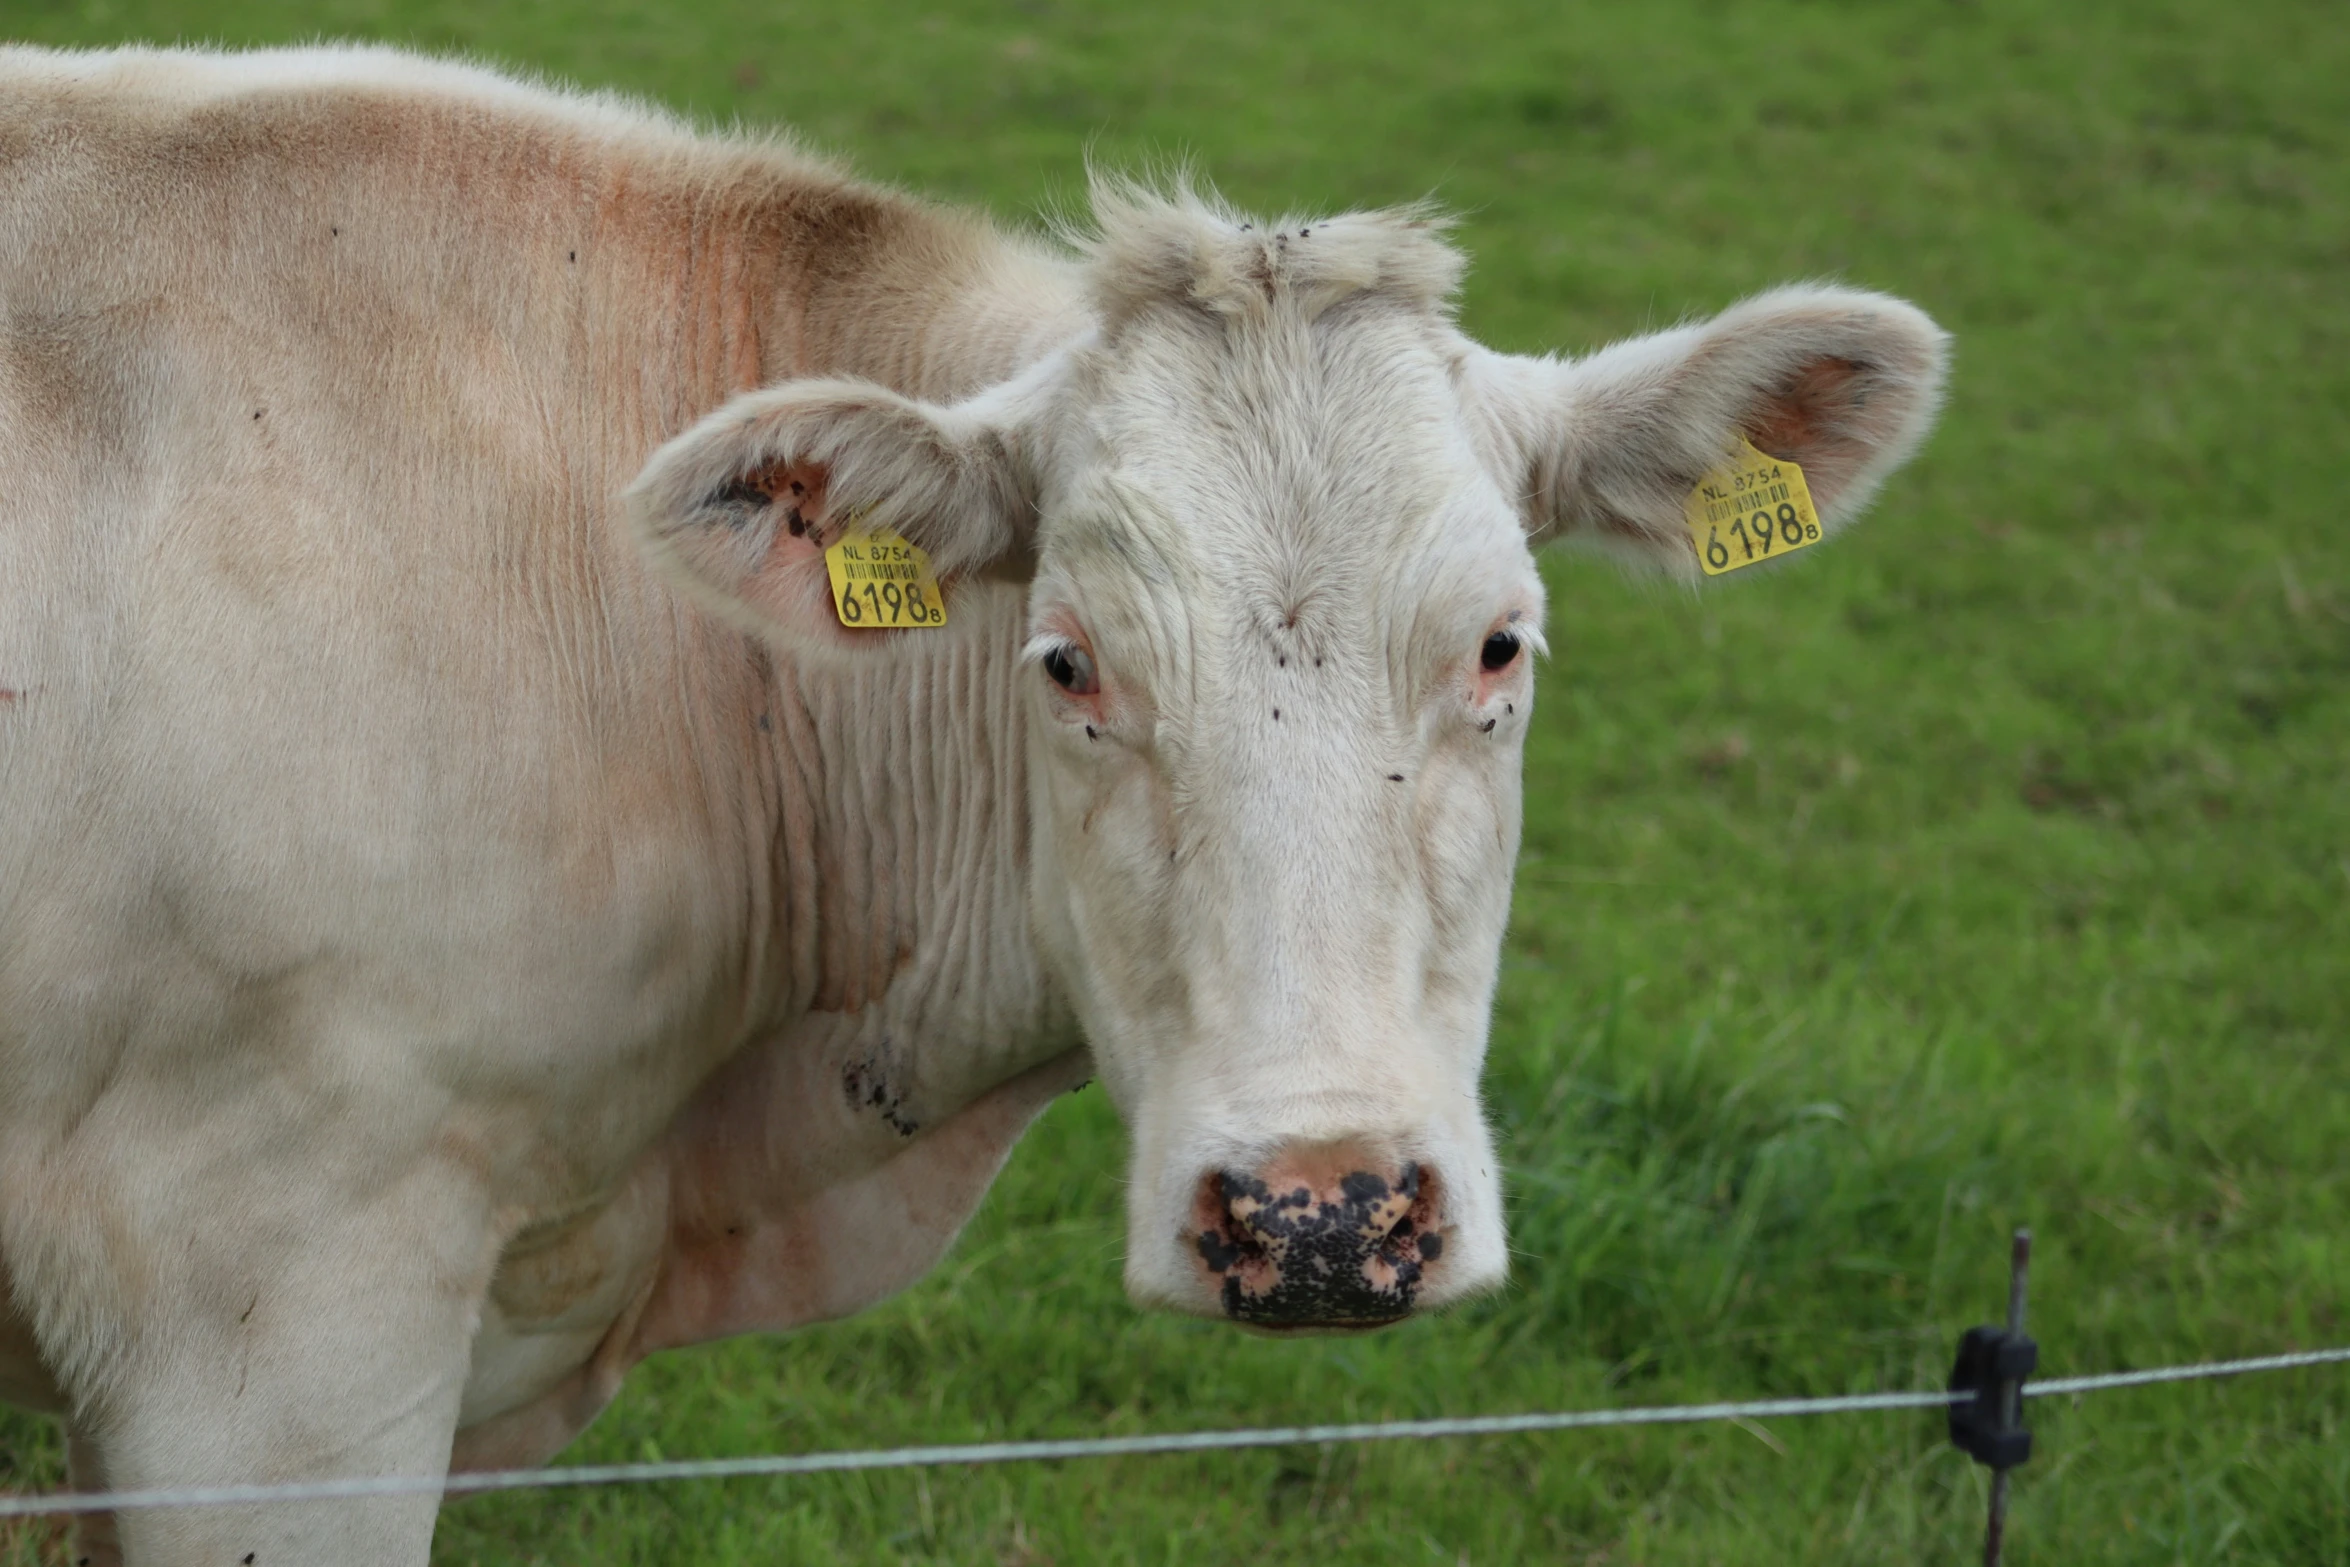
top-left (1949, 1324), bottom-right (2038, 1471)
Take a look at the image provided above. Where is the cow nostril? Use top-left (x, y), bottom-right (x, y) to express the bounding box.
top-left (1196, 1226), bottom-right (1247, 1274)
top-left (1194, 1172), bottom-right (1267, 1273)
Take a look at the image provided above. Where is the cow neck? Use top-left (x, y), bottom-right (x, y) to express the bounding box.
top-left (741, 583), bottom-right (1069, 1099)
top-left (687, 165), bottom-right (1089, 1104)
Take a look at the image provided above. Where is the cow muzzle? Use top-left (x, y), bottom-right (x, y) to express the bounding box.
top-left (1191, 1145), bottom-right (1446, 1330)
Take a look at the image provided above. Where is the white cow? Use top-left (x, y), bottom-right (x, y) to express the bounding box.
top-left (0, 45), bottom-right (1946, 1565)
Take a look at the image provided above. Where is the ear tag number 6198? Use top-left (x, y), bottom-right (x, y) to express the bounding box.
top-left (1685, 438), bottom-right (1823, 576)
top-left (824, 523), bottom-right (949, 629)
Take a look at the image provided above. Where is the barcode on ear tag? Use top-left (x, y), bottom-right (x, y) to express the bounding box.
top-left (823, 525), bottom-right (948, 628)
top-left (1685, 439), bottom-right (1823, 576)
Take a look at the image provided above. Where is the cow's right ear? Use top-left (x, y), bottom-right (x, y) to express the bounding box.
top-left (1464, 286), bottom-right (1948, 579)
top-left (626, 370), bottom-right (1048, 647)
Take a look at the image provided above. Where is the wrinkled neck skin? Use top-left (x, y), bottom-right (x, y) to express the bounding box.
top-left (461, 583), bottom-right (1096, 1460)
top-left (623, 193), bottom-right (1098, 1215)
top-left (729, 228), bottom-right (1096, 1095)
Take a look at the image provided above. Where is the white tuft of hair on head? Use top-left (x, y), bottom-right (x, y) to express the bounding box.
top-left (1071, 173), bottom-right (1466, 335)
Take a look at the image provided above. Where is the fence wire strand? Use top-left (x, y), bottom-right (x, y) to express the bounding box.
top-left (4, 1345), bottom-right (2346, 1519)
top-left (2027, 1345), bottom-right (2350, 1398)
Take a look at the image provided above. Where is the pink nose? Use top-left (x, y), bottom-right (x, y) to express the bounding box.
top-left (1192, 1147), bottom-right (1444, 1327)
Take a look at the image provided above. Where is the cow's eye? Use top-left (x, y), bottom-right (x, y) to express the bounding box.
top-left (1480, 631), bottom-right (1522, 672)
top-left (1041, 643), bottom-right (1099, 696)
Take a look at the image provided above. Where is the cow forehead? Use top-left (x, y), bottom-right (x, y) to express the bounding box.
top-left (1036, 306), bottom-right (1536, 666)
top-left (1078, 300), bottom-right (1476, 513)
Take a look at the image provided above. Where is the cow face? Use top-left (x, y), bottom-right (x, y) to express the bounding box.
top-left (629, 187), bottom-right (1946, 1331)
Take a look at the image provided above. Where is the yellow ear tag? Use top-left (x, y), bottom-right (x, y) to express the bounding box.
top-left (1685, 439), bottom-right (1823, 576)
top-left (823, 522), bottom-right (948, 629)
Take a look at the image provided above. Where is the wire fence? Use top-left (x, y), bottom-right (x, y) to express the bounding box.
top-left (5, 1343), bottom-right (2347, 1520)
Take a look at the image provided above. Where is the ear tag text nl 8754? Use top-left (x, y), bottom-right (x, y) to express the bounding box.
top-left (824, 523), bottom-right (948, 629)
top-left (1685, 438), bottom-right (1822, 576)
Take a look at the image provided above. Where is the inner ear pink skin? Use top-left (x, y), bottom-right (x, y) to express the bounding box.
top-left (1744, 356), bottom-right (1864, 459)
top-left (723, 458), bottom-right (932, 653)
top-left (737, 458), bottom-right (836, 543)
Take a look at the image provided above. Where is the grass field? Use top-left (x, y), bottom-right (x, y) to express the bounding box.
top-left (4, 0), bottom-right (2347, 1561)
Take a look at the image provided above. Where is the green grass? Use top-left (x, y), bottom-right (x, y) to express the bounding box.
top-left (6, 0), bottom-right (2348, 1561)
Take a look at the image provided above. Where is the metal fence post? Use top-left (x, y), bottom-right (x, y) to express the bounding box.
top-left (1984, 1228), bottom-right (2032, 1567)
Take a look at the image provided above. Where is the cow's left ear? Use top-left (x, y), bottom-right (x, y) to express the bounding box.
top-left (1467, 285), bottom-right (1949, 578)
top-left (626, 364), bottom-right (1052, 648)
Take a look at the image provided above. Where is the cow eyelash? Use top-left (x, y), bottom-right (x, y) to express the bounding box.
top-left (1482, 617), bottom-right (1548, 670)
top-left (1023, 634), bottom-right (1100, 697)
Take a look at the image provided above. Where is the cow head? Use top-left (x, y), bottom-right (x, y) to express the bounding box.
top-left (629, 185), bottom-right (1946, 1331)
